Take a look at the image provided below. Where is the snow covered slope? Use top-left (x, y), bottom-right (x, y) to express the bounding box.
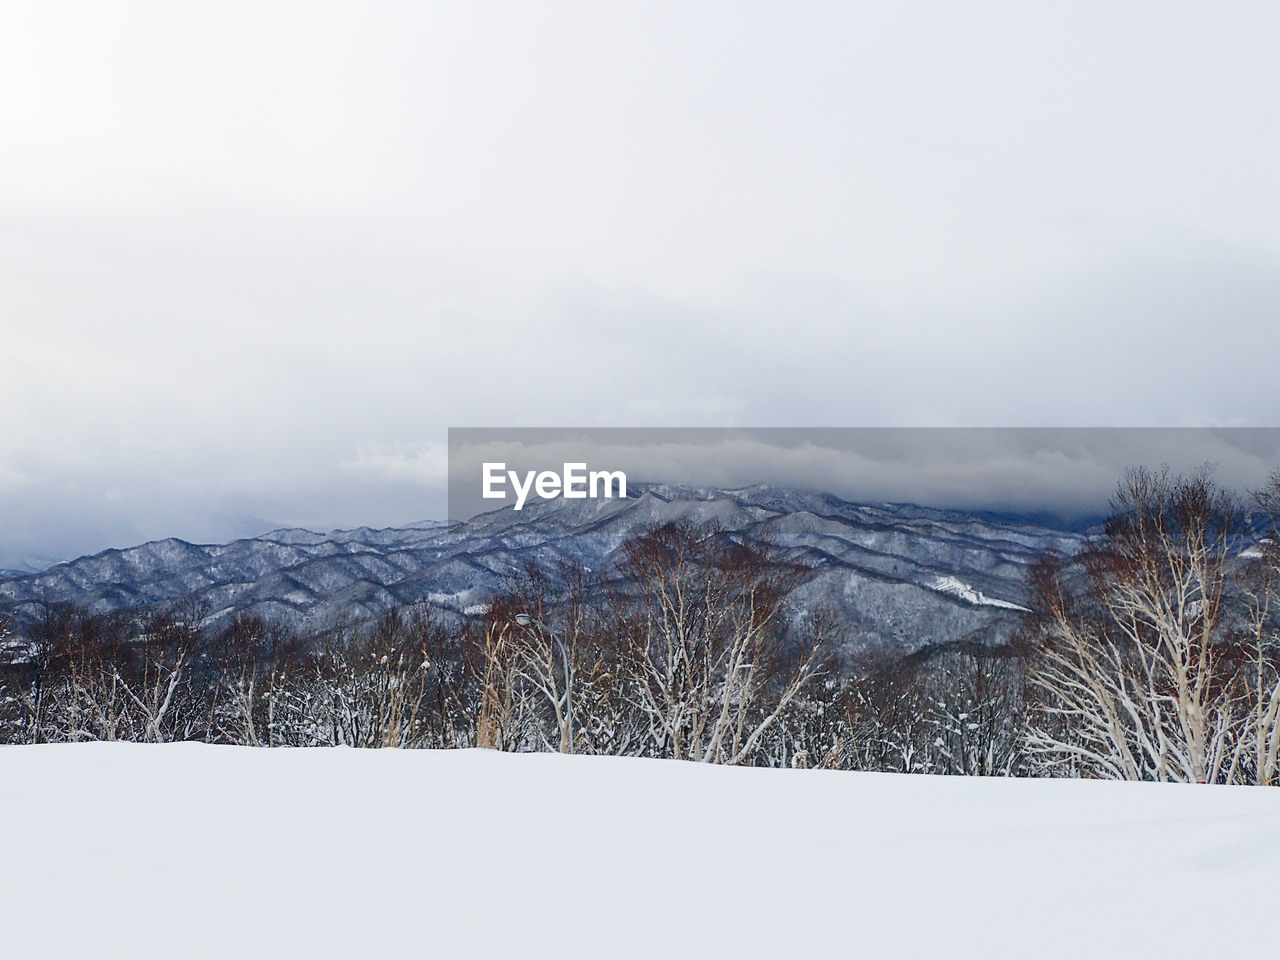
top-left (0, 485), bottom-right (1090, 652)
top-left (1, 743), bottom-right (1277, 959)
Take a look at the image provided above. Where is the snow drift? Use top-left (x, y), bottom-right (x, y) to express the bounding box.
top-left (2, 744), bottom-right (1277, 959)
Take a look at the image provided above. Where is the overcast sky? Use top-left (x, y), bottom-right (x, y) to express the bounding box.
top-left (3, 2), bottom-right (1279, 565)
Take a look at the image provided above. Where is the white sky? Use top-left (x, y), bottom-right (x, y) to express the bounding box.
top-left (2, 1), bottom-right (1279, 563)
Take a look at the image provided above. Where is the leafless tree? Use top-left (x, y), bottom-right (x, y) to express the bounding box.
top-left (611, 523), bottom-right (824, 765)
top-left (1025, 467), bottom-right (1252, 782)
top-left (1227, 471), bottom-right (1280, 784)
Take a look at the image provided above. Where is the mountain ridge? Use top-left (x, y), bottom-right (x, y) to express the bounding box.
top-left (0, 484), bottom-right (1093, 652)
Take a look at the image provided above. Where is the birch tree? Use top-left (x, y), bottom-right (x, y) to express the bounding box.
top-left (614, 523), bottom-right (823, 765)
top-left (1026, 468), bottom-right (1246, 782)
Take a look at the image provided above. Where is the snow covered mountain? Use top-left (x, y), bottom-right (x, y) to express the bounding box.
top-left (0, 485), bottom-right (1091, 651)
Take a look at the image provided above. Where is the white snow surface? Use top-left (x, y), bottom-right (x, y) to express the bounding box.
top-left (3, 743), bottom-right (1279, 959)
top-left (931, 574), bottom-right (1030, 610)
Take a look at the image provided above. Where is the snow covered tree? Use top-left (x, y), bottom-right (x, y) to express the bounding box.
top-left (209, 615), bottom-right (311, 747)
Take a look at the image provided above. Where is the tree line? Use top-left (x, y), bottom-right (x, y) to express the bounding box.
top-left (3, 466), bottom-right (1280, 784)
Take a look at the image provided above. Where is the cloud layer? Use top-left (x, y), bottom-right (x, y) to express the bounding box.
top-left (447, 428), bottom-right (1280, 523)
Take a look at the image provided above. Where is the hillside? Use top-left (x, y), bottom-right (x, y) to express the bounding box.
top-left (2, 743), bottom-right (1277, 959)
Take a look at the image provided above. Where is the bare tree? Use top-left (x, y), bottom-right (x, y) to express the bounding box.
top-left (612, 523), bottom-right (823, 765)
top-left (1025, 467), bottom-right (1247, 782)
top-left (1228, 471), bottom-right (1280, 784)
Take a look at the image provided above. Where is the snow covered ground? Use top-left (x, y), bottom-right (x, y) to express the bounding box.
top-left (2, 745), bottom-right (1278, 959)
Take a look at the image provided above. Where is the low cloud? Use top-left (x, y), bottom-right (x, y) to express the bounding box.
top-left (447, 428), bottom-right (1280, 523)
